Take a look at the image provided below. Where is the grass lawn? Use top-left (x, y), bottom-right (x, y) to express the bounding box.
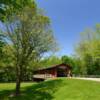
top-left (0, 78), bottom-right (100, 100)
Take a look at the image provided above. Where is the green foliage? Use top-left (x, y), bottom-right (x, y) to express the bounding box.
top-left (39, 56), bottom-right (62, 68)
top-left (61, 55), bottom-right (79, 75)
top-left (75, 24), bottom-right (100, 75)
top-left (0, 44), bottom-right (16, 82)
top-left (0, 0), bottom-right (57, 95)
top-left (0, 66), bottom-right (16, 82)
top-left (0, 0), bottom-right (36, 22)
top-left (0, 33), bottom-right (6, 67)
top-left (0, 2), bottom-right (58, 95)
top-left (0, 38), bottom-right (5, 59)
top-left (61, 55), bottom-right (74, 65)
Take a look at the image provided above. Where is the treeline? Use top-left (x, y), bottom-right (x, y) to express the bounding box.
top-left (75, 24), bottom-right (100, 76)
top-left (0, 54), bottom-right (73, 82)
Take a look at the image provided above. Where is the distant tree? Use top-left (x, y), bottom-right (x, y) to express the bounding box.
top-left (61, 55), bottom-right (80, 75)
top-left (75, 24), bottom-right (100, 76)
top-left (38, 56), bottom-right (61, 69)
top-left (0, 33), bottom-right (5, 66)
top-left (61, 55), bottom-right (74, 66)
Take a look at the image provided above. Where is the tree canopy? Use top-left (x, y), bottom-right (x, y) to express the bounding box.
top-left (0, 0), bottom-right (57, 95)
top-left (75, 24), bottom-right (100, 75)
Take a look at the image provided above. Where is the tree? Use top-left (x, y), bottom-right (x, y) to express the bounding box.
top-left (0, 33), bottom-right (16, 82)
top-left (0, 0), bottom-right (34, 21)
top-left (0, 33), bottom-right (5, 66)
top-left (39, 56), bottom-right (61, 69)
top-left (61, 55), bottom-right (81, 75)
top-left (61, 55), bottom-right (74, 66)
top-left (0, 1), bottom-right (57, 95)
top-left (75, 24), bottom-right (100, 76)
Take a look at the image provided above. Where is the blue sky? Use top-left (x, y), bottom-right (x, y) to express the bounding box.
top-left (36, 0), bottom-right (100, 56)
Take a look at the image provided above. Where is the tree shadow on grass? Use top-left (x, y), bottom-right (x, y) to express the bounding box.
top-left (0, 79), bottom-right (63, 100)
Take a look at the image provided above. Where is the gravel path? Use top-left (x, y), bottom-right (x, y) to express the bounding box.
top-left (74, 77), bottom-right (100, 82)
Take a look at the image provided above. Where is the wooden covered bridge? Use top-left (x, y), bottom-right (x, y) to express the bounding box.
top-left (33, 63), bottom-right (72, 81)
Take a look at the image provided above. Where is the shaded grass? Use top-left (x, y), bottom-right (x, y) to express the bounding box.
top-left (0, 78), bottom-right (100, 100)
top-left (0, 79), bottom-right (63, 100)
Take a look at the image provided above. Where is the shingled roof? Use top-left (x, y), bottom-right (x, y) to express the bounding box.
top-left (35, 63), bottom-right (72, 71)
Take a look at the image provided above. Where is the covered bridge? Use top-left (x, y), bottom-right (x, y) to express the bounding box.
top-left (33, 63), bottom-right (72, 81)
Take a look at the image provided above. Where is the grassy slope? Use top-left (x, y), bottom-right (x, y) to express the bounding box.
top-left (0, 78), bottom-right (100, 100)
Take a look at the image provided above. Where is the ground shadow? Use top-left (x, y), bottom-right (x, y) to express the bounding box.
top-left (0, 79), bottom-right (63, 100)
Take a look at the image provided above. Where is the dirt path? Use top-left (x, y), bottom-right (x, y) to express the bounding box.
top-left (73, 77), bottom-right (100, 82)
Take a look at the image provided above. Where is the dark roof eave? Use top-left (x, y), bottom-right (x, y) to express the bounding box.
top-left (34, 63), bottom-right (72, 72)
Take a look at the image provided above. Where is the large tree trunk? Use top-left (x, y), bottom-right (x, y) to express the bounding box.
top-left (16, 77), bottom-right (21, 95)
top-left (15, 65), bottom-right (21, 96)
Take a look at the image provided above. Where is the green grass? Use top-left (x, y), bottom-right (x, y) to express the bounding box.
top-left (0, 78), bottom-right (100, 100)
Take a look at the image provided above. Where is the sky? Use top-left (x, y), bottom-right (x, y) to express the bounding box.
top-left (36, 0), bottom-right (100, 56)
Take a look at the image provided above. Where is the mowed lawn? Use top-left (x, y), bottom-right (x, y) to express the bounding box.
top-left (0, 78), bottom-right (100, 100)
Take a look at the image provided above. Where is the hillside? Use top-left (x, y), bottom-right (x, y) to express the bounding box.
top-left (0, 78), bottom-right (100, 100)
